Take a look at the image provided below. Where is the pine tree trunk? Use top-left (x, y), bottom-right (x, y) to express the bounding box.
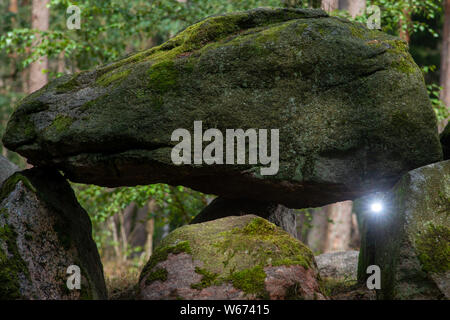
top-left (321, 0), bottom-right (339, 12)
top-left (143, 199), bottom-right (157, 261)
top-left (324, 200), bottom-right (353, 252)
top-left (29, 0), bottom-right (49, 93)
top-left (441, 0), bottom-right (450, 130)
top-left (306, 207), bottom-right (329, 253)
top-left (398, 8), bottom-right (411, 43)
top-left (345, 0), bottom-right (366, 18)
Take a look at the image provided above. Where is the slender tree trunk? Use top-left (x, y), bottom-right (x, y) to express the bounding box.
top-left (29, 0), bottom-right (49, 93)
top-left (349, 212), bottom-right (360, 249)
top-left (110, 218), bottom-right (121, 262)
top-left (144, 219), bottom-right (154, 259)
top-left (324, 200), bottom-right (353, 252)
top-left (321, 0), bottom-right (339, 12)
top-left (441, 0), bottom-right (450, 130)
top-left (398, 8), bottom-right (411, 43)
top-left (143, 199), bottom-right (157, 262)
top-left (118, 211), bottom-right (128, 262)
top-left (306, 207), bottom-right (329, 253)
top-left (57, 51), bottom-right (65, 74)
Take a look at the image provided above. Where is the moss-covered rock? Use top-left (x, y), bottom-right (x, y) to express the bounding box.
top-left (138, 215), bottom-right (325, 300)
top-left (357, 160), bottom-right (450, 300)
top-left (2, 8), bottom-right (442, 208)
top-left (0, 168), bottom-right (107, 299)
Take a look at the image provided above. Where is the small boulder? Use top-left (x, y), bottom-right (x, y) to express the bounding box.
top-left (315, 250), bottom-right (359, 280)
top-left (0, 168), bottom-right (107, 299)
top-left (358, 160), bottom-right (450, 300)
top-left (138, 215), bottom-right (325, 300)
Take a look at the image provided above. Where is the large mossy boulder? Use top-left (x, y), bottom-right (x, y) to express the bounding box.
top-left (2, 8), bottom-right (442, 208)
top-left (357, 160), bottom-right (450, 300)
top-left (138, 215), bottom-right (325, 300)
top-left (0, 168), bottom-right (107, 299)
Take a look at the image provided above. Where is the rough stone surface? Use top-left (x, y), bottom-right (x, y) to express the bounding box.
top-left (315, 250), bottom-right (359, 280)
top-left (138, 215), bottom-right (325, 300)
top-left (358, 160), bottom-right (450, 300)
top-left (191, 197), bottom-right (297, 237)
top-left (0, 156), bottom-right (18, 187)
top-left (0, 168), bottom-right (107, 299)
top-left (441, 123), bottom-right (450, 160)
top-left (2, 8), bottom-right (442, 208)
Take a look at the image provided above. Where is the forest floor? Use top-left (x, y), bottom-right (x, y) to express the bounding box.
top-left (103, 260), bottom-right (142, 300)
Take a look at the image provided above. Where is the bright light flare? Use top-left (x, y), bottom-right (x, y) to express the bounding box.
top-left (370, 202), bottom-right (383, 213)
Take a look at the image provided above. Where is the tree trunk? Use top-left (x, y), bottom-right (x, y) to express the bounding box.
top-left (321, 0), bottom-right (339, 12)
top-left (324, 200), bottom-right (353, 252)
top-left (57, 51), bottom-right (65, 74)
top-left (143, 199), bottom-right (157, 261)
top-left (398, 8), bottom-right (411, 43)
top-left (29, 0), bottom-right (49, 93)
top-left (441, 0), bottom-right (450, 130)
top-left (306, 207), bottom-right (329, 253)
top-left (340, 0), bottom-right (366, 18)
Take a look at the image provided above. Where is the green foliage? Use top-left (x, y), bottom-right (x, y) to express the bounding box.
top-left (73, 183), bottom-right (209, 255)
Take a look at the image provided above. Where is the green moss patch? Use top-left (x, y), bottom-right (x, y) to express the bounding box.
top-left (191, 267), bottom-right (220, 290)
top-left (47, 115), bottom-right (74, 133)
top-left (147, 61), bottom-right (179, 94)
top-left (384, 39), bottom-right (416, 75)
top-left (0, 215), bottom-right (30, 299)
top-left (216, 217), bottom-right (314, 269)
top-left (0, 173), bottom-right (36, 204)
top-left (96, 69), bottom-right (131, 87)
top-left (55, 73), bottom-right (83, 93)
top-left (228, 265), bottom-right (268, 298)
top-left (415, 223), bottom-right (450, 273)
top-left (140, 240), bottom-right (191, 281)
top-left (145, 267), bottom-right (168, 285)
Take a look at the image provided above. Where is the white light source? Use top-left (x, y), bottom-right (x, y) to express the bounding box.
top-left (370, 202), bottom-right (383, 213)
